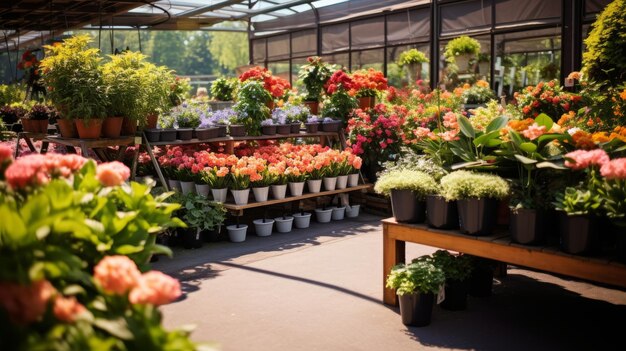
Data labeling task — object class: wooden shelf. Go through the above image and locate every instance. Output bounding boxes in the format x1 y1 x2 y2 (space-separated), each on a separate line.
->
144 131 339 146
223 184 372 212
44 135 136 148
382 218 626 306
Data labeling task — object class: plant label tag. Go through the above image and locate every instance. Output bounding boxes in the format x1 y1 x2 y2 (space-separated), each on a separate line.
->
437 284 445 305
135 136 143 145
564 78 574 87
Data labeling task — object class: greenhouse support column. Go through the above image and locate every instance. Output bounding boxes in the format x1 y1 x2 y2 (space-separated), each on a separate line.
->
490 0 496 91
248 0 253 65
429 1 439 90
561 0 583 82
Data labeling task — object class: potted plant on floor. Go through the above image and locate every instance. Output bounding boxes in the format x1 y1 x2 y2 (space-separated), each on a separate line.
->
314 205 333 223
444 35 480 73
293 209 312 228
226 222 248 242
298 56 336 115
440 170 510 235
181 193 227 249
418 250 473 311
386 260 446 327
397 48 429 84
375 169 438 223
253 217 275 237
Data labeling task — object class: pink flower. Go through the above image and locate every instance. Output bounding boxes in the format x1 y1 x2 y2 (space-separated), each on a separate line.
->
93 255 141 295
96 161 131 187
0 280 56 325
521 123 547 140
0 144 12 163
129 271 181 306
564 149 610 170
53 296 86 323
600 158 626 179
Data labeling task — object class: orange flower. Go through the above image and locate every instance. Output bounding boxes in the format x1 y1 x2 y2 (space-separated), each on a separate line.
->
53 296 87 323
129 271 181 306
96 161 130 187
94 255 141 295
620 89 626 101
0 280 56 325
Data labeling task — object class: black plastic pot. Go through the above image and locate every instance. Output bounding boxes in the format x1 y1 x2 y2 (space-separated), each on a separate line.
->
390 189 426 223
177 128 193 140
195 127 219 140
203 226 223 242
457 198 498 236
229 124 246 137
469 263 494 297
214 125 227 137
305 123 319 133
276 124 291 134
160 128 177 142
398 292 435 327
616 230 626 263
510 208 545 245
290 123 301 133
144 128 161 142
321 121 341 132
180 227 202 249
426 195 459 229
440 279 469 311
262 125 277 135
559 213 597 255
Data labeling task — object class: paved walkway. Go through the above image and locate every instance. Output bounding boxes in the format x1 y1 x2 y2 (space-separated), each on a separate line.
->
156 214 626 351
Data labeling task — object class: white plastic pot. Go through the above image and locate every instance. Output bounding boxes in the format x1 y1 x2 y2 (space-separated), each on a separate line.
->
336 175 348 189
345 204 361 218
180 181 196 195
231 188 250 205
315 208 333 223
307 179 322 193
168 179 182 192
211 188 228 203
288 182 305 196
271 184 287 200
252 186 269 202
323 177 337 191
253 219 274 237
226 224 248 242
274 216 294 233
348 173 359 187
332 206 346 220
293 212 312 229
195 183 210 197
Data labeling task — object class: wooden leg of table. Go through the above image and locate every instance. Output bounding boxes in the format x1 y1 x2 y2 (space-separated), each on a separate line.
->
40 141 49 154
224 140 234 154
143 141 169 191
13 135 21 158
383 222 405 306
319 135 327 148
24 137 36 153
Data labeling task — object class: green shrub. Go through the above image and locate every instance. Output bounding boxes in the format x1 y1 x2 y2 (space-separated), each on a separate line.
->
210 77 237 101
415 250 474 282
397 49 429 66
386 260 445 296
444 36 481 61
440 170 509 200
374 169 439 198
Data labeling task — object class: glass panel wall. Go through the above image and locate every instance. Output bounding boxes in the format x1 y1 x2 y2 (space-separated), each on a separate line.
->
387 44 430 88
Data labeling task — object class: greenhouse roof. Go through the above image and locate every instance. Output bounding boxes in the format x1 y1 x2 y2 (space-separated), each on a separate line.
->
0 0 422 51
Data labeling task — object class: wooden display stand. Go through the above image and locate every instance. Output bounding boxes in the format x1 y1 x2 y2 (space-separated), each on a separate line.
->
14 132 50 158
382 218 626 306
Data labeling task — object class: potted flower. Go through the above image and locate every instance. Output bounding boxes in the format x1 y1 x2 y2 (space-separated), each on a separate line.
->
210 77 237 110
298 56 336 114
444 35 481 72
167 103 201 140
284 104 308 133
268 163 288 200
200 166 230 203
272 107 291 135
321 154 341 191
461 80 496 109
350 68 388 110
39 34 107 138
285 165 307 197
206 108 236 137
233 79 272 136
440 170 510 236
229 162 253 206
385 260 446 327
418 250 473 311
321 70 358 123
306 158 324 193
23 104 55 133
192 102 219 140
261 118 277 135
374 169 438 223
1 104 27 126
180 193 226 249
305 115 321 133
251 167 272 202
397 48 429 83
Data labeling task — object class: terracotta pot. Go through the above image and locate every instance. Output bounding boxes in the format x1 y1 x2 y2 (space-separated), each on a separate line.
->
102 116 123 138
358 96 375 110
33 119 49 133
57 119 78 138
146 113 159 129
75 119 103 139
21 118 34 132
266 100 275 110
121 117 138 136
303 100 319 115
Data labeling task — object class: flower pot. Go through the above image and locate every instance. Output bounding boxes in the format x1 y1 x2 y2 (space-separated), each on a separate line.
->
160 128 177 142
102 116 123 138
274 216 294 233
203 226 223 242
559 213 597 255
229 124 246 137
315 208 333 223
253 219 274 237
332 206 346 220
288 181 305 196
304 100 319 115
75 119 102 139
455 54 473 72
293 212 311 229
34 119 49 133
616 229 626 263
345 204 360 218
469 262 494 297
231 188 250 205
195 127 219 140
181 228 203 249
271 184 287 200
323 177 337 191
307 179 322 193
440 279 469 311
457 198 498 236
226 224 247 243
121 117 137 136
321 121 341 132
168 179 182 192
252 186 269 202
276 124 291 135
478 61 489 75
290 123 301 134
347 173 360 187
195 183 210 197
211 188 228 203
144 128 161 142
358 96 375 110
146 113 159 129
21 118 34 132
510 208 545 245
336 175 348 189
305 123 319 133
177 128 193 140
214 125 227 137
398 292 434 327
426 195 459 229
262 125 277 135
180 181 196 195
390 189 426 223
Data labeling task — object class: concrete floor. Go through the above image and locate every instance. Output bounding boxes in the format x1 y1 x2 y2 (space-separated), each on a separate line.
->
155 213 626 351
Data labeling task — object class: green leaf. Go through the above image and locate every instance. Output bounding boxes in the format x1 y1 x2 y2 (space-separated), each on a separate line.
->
0 205 28 246
536 161 567 169
451 160 488 170
94 318 134 340
519 142 538 153
509 130 523 147
114 244 144 255
473 130 501 147
152 244 173 257
457 115 475 138
514 154 538 165
535 113 554 131
486 116 509 133
485 139 502 147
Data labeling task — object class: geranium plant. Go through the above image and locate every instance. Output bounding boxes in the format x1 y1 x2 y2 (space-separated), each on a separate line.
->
321 70 358 121
350 68 388 98
298 56 336 102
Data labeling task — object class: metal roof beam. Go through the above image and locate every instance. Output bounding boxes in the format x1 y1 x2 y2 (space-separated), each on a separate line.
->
232 0 312 19
175 0 246 17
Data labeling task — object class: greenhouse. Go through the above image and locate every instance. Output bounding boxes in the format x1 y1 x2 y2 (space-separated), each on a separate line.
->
1 0 625 350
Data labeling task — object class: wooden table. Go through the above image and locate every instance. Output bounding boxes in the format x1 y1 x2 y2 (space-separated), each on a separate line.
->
14 132 50 158
43 135 137 162
382 218 626 306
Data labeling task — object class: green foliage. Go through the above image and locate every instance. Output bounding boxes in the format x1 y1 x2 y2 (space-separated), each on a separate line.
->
397 49 429 66
444 36 481 60
385 260 445 295
381 149 448 182
210 77 237 101
233 80 271 135
320 90 358 122
448 115 508 169
582 0 626 87
553 187 602 215
102 51 147 120
440 170 510 200
298 57 336 101
0 84 26 106
139 63 177 120
374 169 438 198
415 250 473 282
181 193 226 231
462 85 496 105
